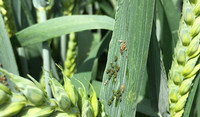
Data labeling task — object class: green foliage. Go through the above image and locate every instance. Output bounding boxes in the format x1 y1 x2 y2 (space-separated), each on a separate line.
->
13 15 114 47
0 0 200 117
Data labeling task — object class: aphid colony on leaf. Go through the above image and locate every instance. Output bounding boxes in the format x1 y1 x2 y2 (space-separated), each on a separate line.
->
119 40 127 55
108 87 123 106
105 56 120 85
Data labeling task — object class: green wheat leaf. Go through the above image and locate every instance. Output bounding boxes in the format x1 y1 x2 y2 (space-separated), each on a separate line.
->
100 0 155 116
13 15 114 47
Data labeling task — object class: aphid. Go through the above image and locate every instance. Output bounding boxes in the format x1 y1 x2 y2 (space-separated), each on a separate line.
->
111 63 114 68
104 80 108 85
120 47 123 55
112 90 117 96
112 90 115 94
111 96 114 101
106 68 111 74
120 96 122 102
108 73 112 80
114 72 117 78
122 43 126 49
118 92 122 97
114 56 118 62
125 47 127 51
111 70 115 75
116 89 120 94
108 100 112 106
121 84 124 93
116 65 120 72
0 63 1 67
116 95 120 101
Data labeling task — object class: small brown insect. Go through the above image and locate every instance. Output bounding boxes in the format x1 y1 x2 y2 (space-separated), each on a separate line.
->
111 63 114 68
116 89 120 94
111 70 115 75
114 56 118 62
111 96 114 101
125 47 127 51
112 89 115 93
116 95 120 101
108 100 112 106
108 74 112 80
120 96 122 102
112 90 117 96
121 84 124 93
119 92 122 97
122 43 126 49
106 68 111 74
114 72 117 78
120 47 123 55
115 65 120 72
104 80 108 85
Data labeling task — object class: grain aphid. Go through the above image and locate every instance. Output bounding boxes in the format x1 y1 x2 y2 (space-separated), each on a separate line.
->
121 84 124 93
114 72 117 78
115 65 120 72
111 70 115 75
108 73 112 80
106 68 111 74
111 62 114 68
114 56 118 62
108 100 112 106
119 40 127 55
111 96 114 101
116 89 120 94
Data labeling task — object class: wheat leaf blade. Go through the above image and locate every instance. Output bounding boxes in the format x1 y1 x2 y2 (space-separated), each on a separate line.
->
100 0 155 116
13 15 114 47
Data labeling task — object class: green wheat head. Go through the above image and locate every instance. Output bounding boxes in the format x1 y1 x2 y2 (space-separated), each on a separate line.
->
168 0 200 116
64 32 77 78
0 68 105 117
